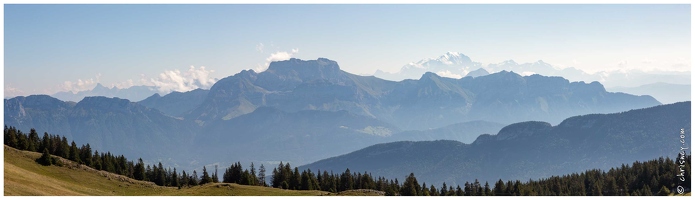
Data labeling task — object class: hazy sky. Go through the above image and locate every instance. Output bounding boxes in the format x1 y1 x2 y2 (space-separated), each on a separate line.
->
4 4 691 96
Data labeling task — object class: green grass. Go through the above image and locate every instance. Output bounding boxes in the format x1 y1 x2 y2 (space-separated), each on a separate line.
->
3 145 329 196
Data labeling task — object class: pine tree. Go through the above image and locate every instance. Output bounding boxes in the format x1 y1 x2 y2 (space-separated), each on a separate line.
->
37 148 53 166
200 166 213 185
157 162 166 186
134 158 146 181
484 181 491 196
271 166 280 188
440 182 448 196
68 141 81 163
456 185 464 196
80 144 93 167
250 163 257 184
92 150 102 170
258 164 266 186
400 173 419 196
181 170 189 187
429 184 439 196
40 132 51 156
211 165 219 183
172 168 180 187
59 137 69 158
494 179 506 195
191 170 199 186
27 129 39 152
17 130 28 150
340 168 353 191
300 170 312 190
4 126 18 148
291 167 301 190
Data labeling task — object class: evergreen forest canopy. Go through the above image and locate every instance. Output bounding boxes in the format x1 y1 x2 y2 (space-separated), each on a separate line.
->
5 126 690 196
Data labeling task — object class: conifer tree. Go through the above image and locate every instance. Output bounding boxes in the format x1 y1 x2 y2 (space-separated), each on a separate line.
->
200 166 213 185
429 184 439 196
68 141 81 163
440 182 448 196
27 129 39 152
37 148 53 166
258 164 266 186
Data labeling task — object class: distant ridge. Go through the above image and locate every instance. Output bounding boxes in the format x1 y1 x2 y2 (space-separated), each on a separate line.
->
301 102 691 186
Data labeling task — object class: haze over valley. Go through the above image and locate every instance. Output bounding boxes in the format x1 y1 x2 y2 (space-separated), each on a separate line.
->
4 4 690 196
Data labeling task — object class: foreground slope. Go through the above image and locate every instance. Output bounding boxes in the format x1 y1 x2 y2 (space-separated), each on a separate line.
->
3 145 327 196
301 102 691 186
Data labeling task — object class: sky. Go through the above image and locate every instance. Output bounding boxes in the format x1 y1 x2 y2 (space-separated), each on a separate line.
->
3 4 691 97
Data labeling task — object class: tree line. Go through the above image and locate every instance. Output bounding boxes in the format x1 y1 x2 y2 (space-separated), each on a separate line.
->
4 126 690 195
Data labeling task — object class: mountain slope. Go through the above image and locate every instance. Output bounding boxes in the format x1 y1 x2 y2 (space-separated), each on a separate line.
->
392 120 505 144
186 58 660 130
3 145 327 196
608 82 690 104
138 88 209 117
198 106 401 165
4 95 199 165
300 102 691 186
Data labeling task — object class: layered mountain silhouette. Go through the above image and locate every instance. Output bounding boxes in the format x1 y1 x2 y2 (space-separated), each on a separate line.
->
4 95 198 164
375 52 690 89
608 82 691 104
300 102 691 186
52 83 157 102
4 58 663 170
183 58 660 130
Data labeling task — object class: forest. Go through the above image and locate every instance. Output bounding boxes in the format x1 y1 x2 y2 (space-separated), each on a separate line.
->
4 126 690 196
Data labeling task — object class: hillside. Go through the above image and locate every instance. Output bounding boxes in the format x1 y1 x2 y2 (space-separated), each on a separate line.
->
4 96 199 167
301 102 691 186
3 145 328 196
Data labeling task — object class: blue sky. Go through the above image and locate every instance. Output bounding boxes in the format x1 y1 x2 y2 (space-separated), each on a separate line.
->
4 4 691 96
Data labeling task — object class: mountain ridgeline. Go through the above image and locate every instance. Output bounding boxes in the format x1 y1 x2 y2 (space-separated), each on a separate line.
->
5 58 662 170
186 58 659 129
300 102 691 186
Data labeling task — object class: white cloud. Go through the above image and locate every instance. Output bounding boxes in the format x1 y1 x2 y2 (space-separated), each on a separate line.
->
267 51 293 62
4 85 25 98
111 79 136 89
521 71 537 76
435 70 463 79
61 74 100 93
255 48 300 72
148 66 217 94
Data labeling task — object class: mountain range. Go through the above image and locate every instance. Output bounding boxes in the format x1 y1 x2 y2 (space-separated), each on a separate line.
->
300 102 691 186
607 82 691 104
375 52 690 101
4 58 663 171
52 83 157 102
